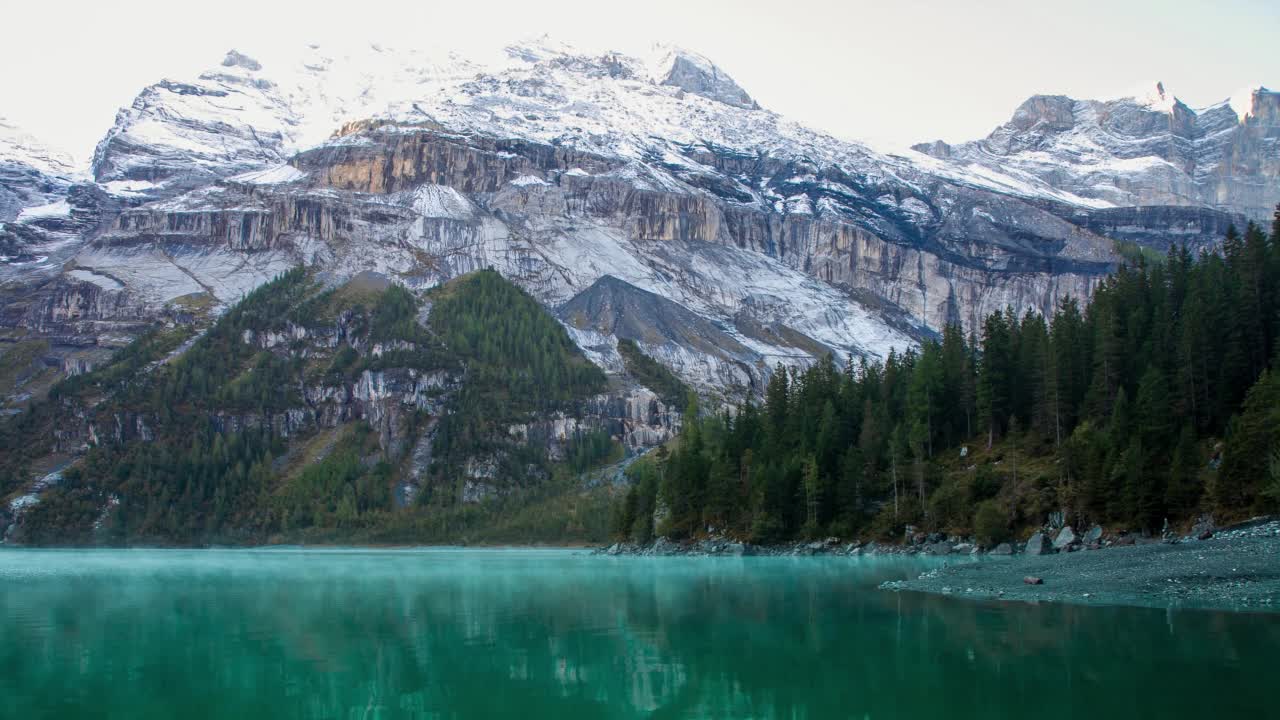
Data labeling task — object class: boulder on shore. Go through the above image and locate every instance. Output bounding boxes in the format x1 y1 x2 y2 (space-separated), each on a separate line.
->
651 537 680 556
1083 525 1103 545
989 542 1013 555
1053 526 1077 550
1025 532 1052 555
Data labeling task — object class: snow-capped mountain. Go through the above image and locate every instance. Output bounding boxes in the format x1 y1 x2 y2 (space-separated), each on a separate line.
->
0 117 77 223
0 39 1272 400
914 82 1280 223
91 44 485 199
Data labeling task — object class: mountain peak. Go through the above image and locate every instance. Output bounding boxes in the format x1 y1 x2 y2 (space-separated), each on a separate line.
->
647 44 758 110
221 49 262 72
0 116 77 176
1228 85 1273 122
502 34 579 65
1121 80 1182 113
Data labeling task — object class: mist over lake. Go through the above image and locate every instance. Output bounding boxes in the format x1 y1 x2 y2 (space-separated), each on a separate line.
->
1 548 1274 719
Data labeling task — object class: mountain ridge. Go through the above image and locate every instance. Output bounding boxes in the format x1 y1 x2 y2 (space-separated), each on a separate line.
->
0 39 1273 405
913 83 1280 220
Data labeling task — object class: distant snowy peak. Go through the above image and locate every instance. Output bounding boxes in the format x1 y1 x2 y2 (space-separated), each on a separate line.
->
1100 82 1276 123
913 81 1280 220
1138 80 1178 112
0 117 76 177
90 42 486 194
648 45 758 109
1111 80 1188 114
497 36 757 108
0 117 77 222
90 36 766 198
221 49 263 71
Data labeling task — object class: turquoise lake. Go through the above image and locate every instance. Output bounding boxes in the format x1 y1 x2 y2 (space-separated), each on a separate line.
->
0 548 1274 719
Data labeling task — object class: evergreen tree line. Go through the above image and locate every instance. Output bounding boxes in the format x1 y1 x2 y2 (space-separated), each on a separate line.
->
428 270 609 502
614 211 1280 545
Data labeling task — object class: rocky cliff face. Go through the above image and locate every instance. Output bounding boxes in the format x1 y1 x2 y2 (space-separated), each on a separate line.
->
914 83 1280 223
0 42 1273 405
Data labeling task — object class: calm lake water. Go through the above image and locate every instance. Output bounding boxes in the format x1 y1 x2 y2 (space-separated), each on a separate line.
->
0 548 1274 719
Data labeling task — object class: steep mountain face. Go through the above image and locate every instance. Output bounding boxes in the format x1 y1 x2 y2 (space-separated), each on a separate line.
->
914 83 1280 223
0 42 1272 414
3 40 1137 402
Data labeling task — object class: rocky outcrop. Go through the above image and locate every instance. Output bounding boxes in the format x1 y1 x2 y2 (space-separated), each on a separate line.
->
12 278 151 344
507 387 679 459
1066 204 1247 251
654 46 758 110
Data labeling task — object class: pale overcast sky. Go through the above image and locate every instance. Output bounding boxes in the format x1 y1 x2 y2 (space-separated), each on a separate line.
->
3 0 1277 165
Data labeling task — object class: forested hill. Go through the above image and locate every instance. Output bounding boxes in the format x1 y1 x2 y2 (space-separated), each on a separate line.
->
613 211 1280 546
5 209 1280 548
0 269 673 546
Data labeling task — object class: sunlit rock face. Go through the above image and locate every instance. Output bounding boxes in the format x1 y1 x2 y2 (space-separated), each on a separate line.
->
0 41 1271 398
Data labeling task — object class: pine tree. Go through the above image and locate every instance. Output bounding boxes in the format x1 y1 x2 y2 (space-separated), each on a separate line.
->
977 310 1013 447
1218 367 1280 515
1132 366 1172 529
1018 311 1054 439
1166 425 1202 517
801 455 822 538
1051 296 1090 442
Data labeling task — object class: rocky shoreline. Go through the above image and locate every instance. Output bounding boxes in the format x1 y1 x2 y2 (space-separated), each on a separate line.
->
596 517 1280 612
596 514 1244 559
881 518 1280 612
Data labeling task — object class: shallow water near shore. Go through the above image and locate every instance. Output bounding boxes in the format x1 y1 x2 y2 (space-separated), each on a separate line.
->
1 548 1275 719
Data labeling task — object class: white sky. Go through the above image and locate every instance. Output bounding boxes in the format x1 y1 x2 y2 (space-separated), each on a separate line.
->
2 0 1277 166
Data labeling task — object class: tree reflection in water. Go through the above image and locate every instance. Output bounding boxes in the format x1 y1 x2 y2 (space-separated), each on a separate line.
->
0 549 1274 719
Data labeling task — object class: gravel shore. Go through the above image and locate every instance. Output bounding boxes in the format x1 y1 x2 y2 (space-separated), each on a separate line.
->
880 520 1280 612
